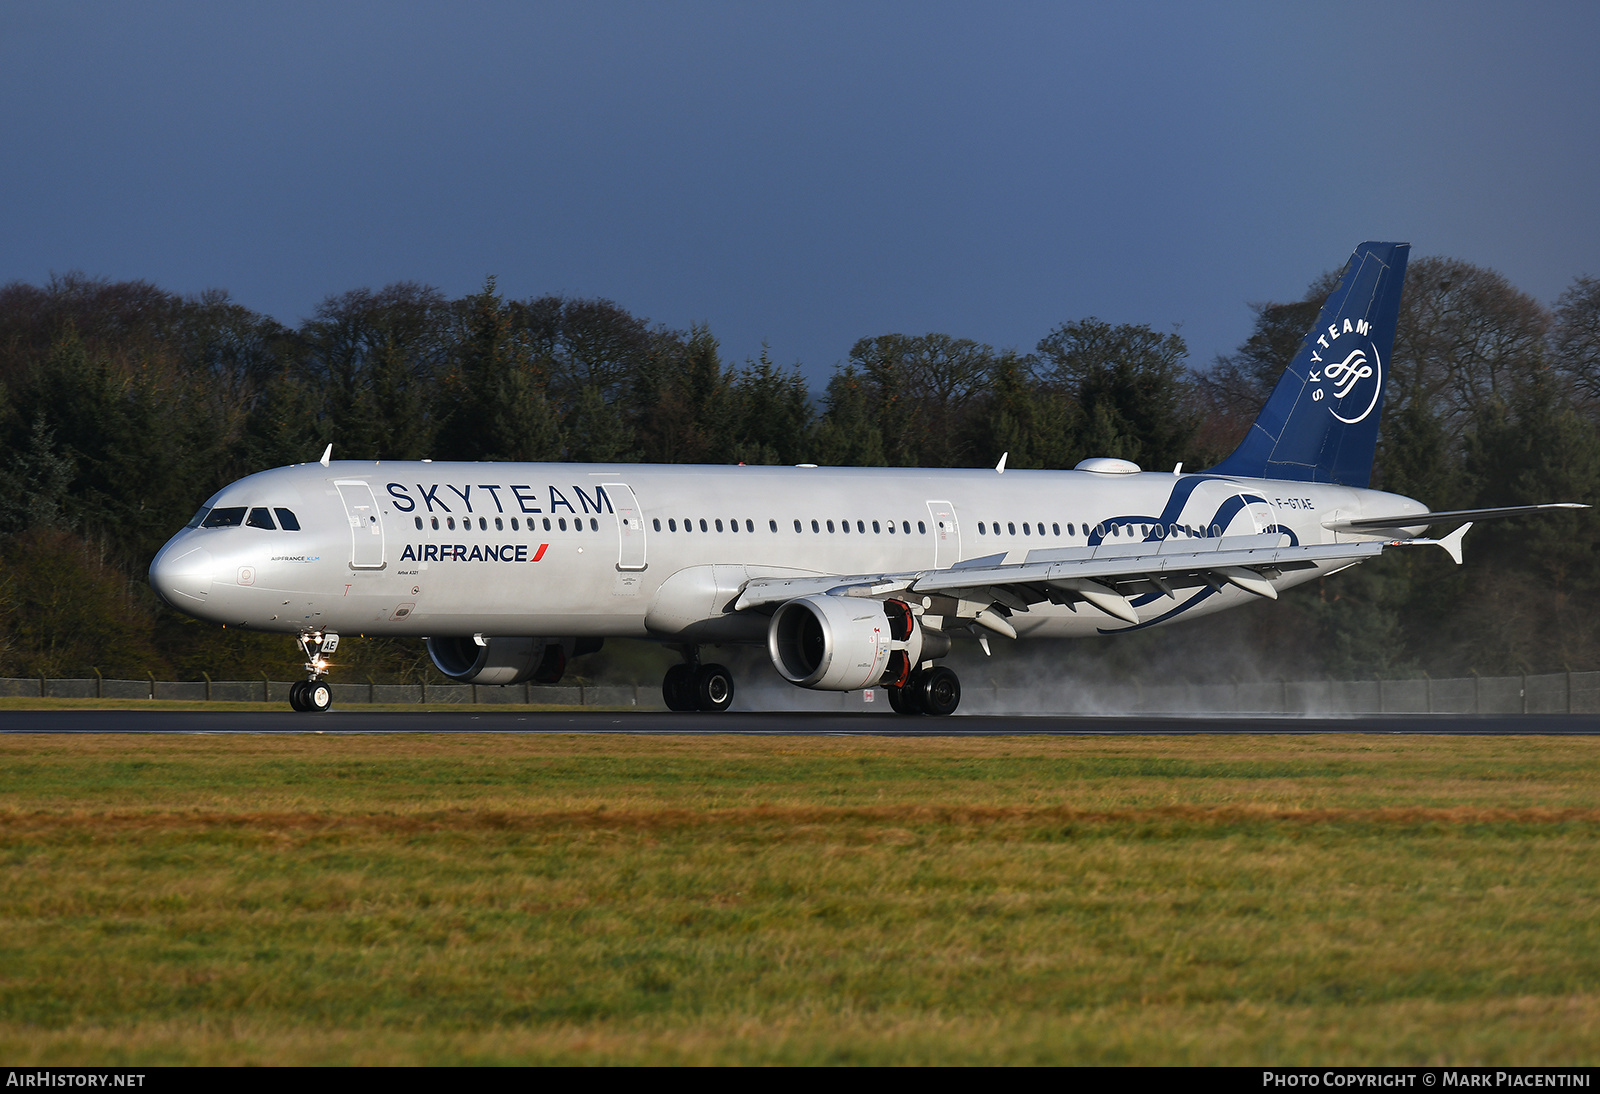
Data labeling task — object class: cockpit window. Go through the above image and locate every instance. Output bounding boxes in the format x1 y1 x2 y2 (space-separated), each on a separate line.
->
201 507 247 528
246 507 277 530
185 507 211 529
274 508 301 531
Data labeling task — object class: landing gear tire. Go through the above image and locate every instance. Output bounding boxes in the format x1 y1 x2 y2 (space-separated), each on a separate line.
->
288 680 332 713
887 682 922 715
693 663 734 712
306 681 332 712
918 666 960 717
662 664 696 711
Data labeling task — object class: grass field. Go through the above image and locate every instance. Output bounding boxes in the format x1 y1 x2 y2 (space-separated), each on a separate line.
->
0 698 592 712
2 732 1598 1065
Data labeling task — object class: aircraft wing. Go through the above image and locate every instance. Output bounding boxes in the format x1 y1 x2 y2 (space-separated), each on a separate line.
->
734 529 1470 631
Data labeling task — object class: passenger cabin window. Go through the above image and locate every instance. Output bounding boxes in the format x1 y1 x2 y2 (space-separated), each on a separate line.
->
699 518 708 532
201 507 247 528
414 516 424 530
917 521 926 534
827 520 835 533
590 518 599 531
653 518 662 531
431 517 440 530
246 507 276 530
811 520 820 533
715 519 724 532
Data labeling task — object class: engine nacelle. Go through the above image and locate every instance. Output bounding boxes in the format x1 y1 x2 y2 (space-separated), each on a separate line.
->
768 596 949 691
426 636 578 685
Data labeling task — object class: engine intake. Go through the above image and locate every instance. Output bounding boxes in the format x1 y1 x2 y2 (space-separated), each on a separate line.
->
426 636 581 685
768 596 947 691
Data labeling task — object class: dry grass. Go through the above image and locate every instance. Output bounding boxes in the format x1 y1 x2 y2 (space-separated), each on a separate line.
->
2 733 1598 1064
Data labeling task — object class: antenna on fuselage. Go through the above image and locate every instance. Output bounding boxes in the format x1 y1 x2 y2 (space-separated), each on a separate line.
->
995 452 1008 474
319 443 332 468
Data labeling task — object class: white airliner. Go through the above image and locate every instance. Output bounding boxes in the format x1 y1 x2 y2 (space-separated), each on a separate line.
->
149 242 1582 714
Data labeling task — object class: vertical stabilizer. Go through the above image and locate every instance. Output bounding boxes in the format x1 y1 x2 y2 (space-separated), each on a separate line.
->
1208 241 1409 487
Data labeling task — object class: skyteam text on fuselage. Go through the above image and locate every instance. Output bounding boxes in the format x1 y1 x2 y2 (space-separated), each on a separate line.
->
149 242 1584 714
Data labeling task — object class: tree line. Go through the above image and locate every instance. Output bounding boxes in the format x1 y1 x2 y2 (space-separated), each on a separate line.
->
1 259 1596 684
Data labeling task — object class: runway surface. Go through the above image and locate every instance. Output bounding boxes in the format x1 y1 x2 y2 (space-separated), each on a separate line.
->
2 710 1598 735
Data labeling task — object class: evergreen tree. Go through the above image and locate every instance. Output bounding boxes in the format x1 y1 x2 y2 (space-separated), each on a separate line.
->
725 347 813 465
812 365 885 466
435 277 562 462
1037 318 1196 471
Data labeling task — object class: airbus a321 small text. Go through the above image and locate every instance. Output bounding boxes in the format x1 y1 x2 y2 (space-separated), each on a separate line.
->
150 243 1583 714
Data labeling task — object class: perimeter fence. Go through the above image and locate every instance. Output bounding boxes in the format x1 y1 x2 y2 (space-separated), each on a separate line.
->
4 670 1599 715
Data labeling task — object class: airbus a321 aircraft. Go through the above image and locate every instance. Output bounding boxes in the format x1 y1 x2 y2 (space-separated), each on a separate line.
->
150 242 1582 714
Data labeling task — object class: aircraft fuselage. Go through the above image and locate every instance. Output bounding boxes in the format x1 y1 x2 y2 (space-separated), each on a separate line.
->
149 460 1427 641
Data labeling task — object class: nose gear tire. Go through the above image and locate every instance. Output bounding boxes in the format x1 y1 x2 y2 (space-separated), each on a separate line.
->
306 682 332 712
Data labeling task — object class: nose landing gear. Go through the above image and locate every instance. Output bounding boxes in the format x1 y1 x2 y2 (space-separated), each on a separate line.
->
289 680 332 712
289 630 338 713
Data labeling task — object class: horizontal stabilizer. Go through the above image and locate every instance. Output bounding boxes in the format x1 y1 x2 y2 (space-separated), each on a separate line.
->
1324 502 1588 532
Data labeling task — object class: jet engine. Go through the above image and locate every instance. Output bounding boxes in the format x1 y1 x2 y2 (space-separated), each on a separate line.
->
426 636 598 685
767 596 949 691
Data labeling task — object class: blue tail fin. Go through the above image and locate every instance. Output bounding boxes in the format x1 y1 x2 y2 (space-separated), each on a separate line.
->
1208 241 1409 487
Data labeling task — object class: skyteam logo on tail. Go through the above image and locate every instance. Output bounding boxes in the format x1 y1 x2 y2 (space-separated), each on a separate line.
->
1307 318 1382 424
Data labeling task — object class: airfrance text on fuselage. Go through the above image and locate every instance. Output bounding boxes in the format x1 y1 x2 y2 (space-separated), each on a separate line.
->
401 543 548 563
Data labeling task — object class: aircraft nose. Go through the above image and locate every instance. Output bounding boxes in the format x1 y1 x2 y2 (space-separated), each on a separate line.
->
149 545 213 607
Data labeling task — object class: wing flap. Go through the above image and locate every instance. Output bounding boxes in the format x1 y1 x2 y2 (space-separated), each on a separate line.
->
911 539 1382 595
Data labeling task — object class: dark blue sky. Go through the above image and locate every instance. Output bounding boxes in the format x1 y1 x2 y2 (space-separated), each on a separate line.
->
4 2 1597 386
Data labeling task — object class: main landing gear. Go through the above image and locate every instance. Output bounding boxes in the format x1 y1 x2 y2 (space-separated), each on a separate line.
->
886 665 961 717
288 630 337 713
662 649 734 712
